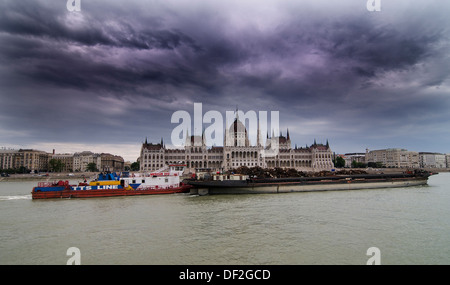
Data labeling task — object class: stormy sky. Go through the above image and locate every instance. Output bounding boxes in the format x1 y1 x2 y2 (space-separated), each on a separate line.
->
0 0 449 161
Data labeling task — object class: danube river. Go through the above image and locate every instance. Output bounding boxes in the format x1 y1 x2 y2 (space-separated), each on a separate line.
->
1 173 449 265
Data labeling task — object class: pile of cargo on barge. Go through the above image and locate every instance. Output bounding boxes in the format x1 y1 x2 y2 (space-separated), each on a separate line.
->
187 169 434 195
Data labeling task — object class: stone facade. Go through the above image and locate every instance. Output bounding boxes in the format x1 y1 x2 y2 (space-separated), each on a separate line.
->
100 153 125 172
366 148 420 168
1 148 124 173
1 149 51 172
343 153 366 167
15 149 50 172
72 152 124 172
419 152 447 168
51 153 74 172
0 149 18 170
140 117 334 173
73 151 101 172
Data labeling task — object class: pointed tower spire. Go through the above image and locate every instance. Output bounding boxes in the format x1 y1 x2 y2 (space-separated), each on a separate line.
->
185 129 190 147
202 128 206 146
145 137 148 145
224 125 228 147
326 139 329 148
287 128 290 140
257 119 261 147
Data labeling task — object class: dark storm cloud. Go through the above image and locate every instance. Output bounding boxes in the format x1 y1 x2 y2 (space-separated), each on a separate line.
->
1 1 442 99
0 1 201 51
0 0 449 157
0 4 203 94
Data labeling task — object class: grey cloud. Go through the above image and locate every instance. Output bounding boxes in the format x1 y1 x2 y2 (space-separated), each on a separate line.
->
0 1 200 51
0 0 449 155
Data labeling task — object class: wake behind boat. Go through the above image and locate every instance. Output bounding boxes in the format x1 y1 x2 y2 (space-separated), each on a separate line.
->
31 164 191 199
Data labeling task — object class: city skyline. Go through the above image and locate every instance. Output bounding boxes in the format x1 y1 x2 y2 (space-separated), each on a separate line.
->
2 138 449 165
1 0 449 162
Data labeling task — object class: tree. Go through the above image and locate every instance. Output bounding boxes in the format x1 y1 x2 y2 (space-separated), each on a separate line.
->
130 161 140 171
333 156 345 168
368 162 385 168
86 163 98 172
351 161 367 168
17 166 30 173
49 159 64 172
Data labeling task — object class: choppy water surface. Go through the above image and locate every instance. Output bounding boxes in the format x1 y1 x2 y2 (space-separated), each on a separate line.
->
1 173 449 265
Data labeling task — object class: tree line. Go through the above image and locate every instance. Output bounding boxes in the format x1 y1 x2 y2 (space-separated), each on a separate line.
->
332 156 385 168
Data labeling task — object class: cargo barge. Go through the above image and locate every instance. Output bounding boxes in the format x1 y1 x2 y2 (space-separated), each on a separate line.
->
32 164 191 199
187 171 433 195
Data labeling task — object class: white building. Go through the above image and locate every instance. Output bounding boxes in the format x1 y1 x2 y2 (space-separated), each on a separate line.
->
419 152 446 168
73 151 101 172
140 116 334 173
344 153 366 168
366 148 419 168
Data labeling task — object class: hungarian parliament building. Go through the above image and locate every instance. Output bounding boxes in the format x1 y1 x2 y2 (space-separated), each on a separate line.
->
140 117 334 173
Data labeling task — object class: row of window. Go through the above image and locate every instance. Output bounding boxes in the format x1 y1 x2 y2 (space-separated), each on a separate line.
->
144 155 223 160
266 161 313 167
144 154 330 160
232 162 262 167
143 159 333 170
315 154 332 159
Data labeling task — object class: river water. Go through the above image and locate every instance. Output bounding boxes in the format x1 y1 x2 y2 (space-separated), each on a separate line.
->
1 173 449 265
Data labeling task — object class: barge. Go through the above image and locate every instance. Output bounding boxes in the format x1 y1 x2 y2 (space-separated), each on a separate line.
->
187 171 433 195
32 164 191 199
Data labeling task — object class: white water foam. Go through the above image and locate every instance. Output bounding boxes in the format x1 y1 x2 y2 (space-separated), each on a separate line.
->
0 195 32 201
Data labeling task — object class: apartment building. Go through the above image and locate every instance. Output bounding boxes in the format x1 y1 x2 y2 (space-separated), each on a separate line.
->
419 152 447 168
366 148 419 168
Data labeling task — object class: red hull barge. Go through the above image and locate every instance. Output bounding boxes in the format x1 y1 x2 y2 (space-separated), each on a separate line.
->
32 184 192 199
32 164 192 199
